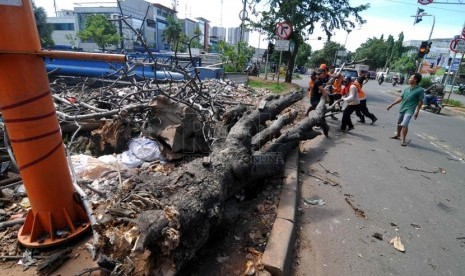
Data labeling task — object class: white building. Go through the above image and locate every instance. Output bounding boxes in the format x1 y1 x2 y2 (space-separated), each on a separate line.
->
227 26 249 45
47 0 176 52
48 10 77 47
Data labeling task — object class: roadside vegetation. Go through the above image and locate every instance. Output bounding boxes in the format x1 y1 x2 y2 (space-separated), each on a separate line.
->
444 99 463 107
248 76 300 94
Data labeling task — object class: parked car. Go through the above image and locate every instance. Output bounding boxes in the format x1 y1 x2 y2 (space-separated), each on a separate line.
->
368 71 376 79
338 68 359 81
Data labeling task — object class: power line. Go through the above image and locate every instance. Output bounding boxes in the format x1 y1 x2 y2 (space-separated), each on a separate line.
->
380 0 465 13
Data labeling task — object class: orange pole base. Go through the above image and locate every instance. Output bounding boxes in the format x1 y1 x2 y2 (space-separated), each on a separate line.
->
18 207 91 248
0 0 91 247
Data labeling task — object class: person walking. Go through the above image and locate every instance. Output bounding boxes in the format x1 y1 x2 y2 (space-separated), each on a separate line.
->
340 78 361 132
354 77 378 124
387 73 425 147
305 71 317 115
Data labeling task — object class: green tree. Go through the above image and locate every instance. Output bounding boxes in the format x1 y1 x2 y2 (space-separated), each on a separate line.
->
249 0 368 82
217 41 254 72
391 54 416 75
308 41 343 69
354 36 389 70
190 26 203 49
295 42 312 68
65 33 78 49
77 14 120 51
33 3 54 47
162 16 185 52
354 32 411 71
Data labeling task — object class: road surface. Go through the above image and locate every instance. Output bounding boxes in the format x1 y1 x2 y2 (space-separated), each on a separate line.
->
292 76 465 276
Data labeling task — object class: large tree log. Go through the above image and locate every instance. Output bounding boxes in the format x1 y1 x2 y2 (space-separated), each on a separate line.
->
251 109 298 151
96 91 332 275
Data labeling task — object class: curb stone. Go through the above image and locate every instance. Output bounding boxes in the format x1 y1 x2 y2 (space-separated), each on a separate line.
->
262 148 299 276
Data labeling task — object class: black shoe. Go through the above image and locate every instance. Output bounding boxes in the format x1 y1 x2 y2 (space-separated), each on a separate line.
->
371 117 378 125
357 120 365 123
347 126 354 132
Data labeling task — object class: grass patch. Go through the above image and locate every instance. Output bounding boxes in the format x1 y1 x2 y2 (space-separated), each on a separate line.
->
444 99 463 107
248 77 300 94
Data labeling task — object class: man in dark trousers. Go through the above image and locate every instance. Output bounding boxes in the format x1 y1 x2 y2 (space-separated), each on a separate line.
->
305 68 329 116
355 70 377 124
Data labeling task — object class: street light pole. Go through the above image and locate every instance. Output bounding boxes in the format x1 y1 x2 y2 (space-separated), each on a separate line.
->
343 30 352 49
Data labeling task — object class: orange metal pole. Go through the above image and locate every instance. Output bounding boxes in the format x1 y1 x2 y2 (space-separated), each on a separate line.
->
0 1 90 247
0 50 126 62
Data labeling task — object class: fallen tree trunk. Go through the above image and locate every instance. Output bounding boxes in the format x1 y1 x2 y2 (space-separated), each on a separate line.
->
95 90 332 275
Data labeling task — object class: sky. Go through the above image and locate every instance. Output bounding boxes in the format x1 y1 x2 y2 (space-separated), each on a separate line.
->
33 0 465 52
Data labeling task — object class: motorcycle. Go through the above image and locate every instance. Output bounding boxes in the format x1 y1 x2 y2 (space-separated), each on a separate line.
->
457 83 465 95
378 76 384 85
244 63 259 77
422 96 443 114
392 77 399 86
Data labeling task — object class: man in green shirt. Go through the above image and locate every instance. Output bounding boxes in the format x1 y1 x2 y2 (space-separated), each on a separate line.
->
387 73 424 146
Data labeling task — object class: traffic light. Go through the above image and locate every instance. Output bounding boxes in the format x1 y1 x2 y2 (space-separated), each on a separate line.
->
425 41 432 55
267 42 274 55
417 41 428 58
414 8 425 25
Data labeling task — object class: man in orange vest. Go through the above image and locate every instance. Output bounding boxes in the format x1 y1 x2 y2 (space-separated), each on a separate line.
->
355 71 377 124
305 68 329 116
340 78 361 132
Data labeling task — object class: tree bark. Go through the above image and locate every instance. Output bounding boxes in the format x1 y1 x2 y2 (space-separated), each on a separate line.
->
97 90 332 275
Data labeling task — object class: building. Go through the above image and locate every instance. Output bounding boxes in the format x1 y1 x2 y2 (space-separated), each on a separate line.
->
196 17 210 52
179 18 197 40
404 38 462 74
48 10 77 47
227 26 249 45
211 26 226 42
47 0 176 52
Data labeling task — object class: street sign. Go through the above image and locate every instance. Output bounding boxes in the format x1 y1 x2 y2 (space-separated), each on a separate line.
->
417 0 433 5
450 38 465 53
275 40 290 51
275 22 292 39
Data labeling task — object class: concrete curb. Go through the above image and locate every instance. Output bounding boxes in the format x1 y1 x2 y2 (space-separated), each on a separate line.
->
262 148 299 276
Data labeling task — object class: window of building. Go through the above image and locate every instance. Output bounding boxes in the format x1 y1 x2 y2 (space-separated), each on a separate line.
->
147 19 156 28
52 23 75 31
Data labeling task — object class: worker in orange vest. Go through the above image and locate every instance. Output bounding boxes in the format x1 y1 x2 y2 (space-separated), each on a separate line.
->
353 74 378 124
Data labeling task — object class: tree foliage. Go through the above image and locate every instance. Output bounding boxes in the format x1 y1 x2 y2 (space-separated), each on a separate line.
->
354 32 412 71
391 54 416 75
249 0 368 82
162 16 186 52
33 3 54 47
185 26 203 50
78 14 120 51
295 42 312 68
217 41 255 73
308 41 343 69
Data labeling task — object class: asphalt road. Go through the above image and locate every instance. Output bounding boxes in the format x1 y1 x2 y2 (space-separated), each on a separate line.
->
291 75 465 276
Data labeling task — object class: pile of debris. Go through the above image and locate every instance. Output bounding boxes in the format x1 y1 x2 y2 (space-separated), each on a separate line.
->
1 66 338 274
0 75 275 274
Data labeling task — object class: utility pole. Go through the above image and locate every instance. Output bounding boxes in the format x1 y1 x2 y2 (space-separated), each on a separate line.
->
238 0 248 55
